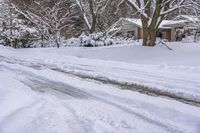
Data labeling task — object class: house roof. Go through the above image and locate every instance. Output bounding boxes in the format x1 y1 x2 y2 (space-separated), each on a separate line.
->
109 17 197 30
106 18 171 36
106 17 198 36
163 15 200 27
162 20 188 27
122 18 189 29
123 18 142 28
124 18 172 29
174 15 199 22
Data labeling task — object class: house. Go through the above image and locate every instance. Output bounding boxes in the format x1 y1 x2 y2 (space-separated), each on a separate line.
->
106 17 198 42
163 15 200 41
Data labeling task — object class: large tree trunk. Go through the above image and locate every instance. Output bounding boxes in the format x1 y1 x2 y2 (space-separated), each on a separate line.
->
142 28 157 46
148 29 156 46
141 16 156 47
142 27 149 46
141 15 150 46
141 0 162 47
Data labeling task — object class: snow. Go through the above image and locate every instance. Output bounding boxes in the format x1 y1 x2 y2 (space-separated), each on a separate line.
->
163 20 188 27
63 33 137 47
0 61 200 133
173 15 200 23
0 42 200 132
1 43 200 101
121 18 174 29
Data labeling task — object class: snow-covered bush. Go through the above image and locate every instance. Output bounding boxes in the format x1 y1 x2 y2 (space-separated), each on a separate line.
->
63 37 81 47
112 37 137 45
182 35 196 43
63 32 136 47
79 32 115 47
0 16 39 48
63 32 114 47
29 39 60 48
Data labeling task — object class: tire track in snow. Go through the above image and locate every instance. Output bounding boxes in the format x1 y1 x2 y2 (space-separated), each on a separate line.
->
0 61 191 133
19 71 185 133
0 56 200 105
50 67 200 107
23 79 184 133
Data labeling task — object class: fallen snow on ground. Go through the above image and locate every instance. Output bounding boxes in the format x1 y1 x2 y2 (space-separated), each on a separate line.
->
0 61 200 133
1 42 200 101
0 42 200 132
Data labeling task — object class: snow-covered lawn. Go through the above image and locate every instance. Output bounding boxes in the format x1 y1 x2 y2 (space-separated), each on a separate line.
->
1 42 200 102
0 42 200 133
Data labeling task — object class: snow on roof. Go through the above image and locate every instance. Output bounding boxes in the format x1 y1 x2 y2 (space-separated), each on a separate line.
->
122 18 172 29
120 15 197 29
107 17 196 34
124 18 142 27
174 15 200 22
163 15 200 27
162 20 188 27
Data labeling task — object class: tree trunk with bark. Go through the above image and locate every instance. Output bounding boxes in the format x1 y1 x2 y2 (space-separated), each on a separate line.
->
55 30 60 48
90 15 96 33
141 0 162 46
142 28 157 46
142 27 149 46
148 29 157 46
88 0 96 34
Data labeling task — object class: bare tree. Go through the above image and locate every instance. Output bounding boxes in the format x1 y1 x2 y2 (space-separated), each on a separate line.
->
119 0 199 46
12 0 78 48
75 0 113 33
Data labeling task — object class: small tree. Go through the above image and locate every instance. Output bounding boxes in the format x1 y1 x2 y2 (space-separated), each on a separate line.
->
0 0 35 48
12 0 78 48
0 0 15 47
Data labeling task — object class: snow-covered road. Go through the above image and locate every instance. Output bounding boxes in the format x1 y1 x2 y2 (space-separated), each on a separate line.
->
1 43 200 104
0 54 200 133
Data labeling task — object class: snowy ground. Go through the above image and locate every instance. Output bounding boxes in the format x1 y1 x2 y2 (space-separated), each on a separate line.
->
0 42 200 133
1 42 200 102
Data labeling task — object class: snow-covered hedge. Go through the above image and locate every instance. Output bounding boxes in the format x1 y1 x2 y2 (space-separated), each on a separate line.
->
63 32 113 47
182 35 200 43
63 32 136 47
